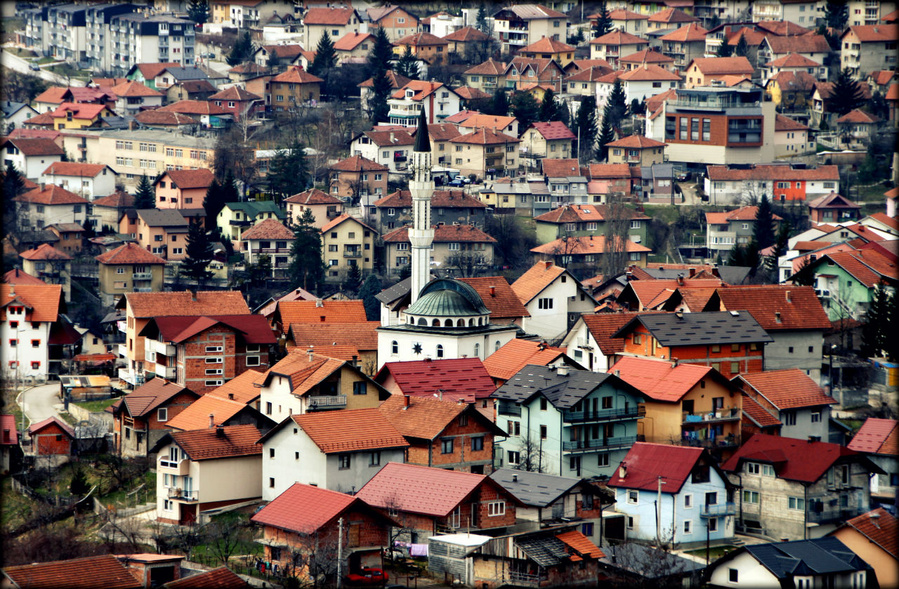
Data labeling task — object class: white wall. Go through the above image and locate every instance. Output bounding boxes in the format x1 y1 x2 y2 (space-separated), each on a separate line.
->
707 551 780 588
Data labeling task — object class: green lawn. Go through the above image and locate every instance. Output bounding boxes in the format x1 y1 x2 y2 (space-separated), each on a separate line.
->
59 412 78 426
2 387 27 429
73 398 119 413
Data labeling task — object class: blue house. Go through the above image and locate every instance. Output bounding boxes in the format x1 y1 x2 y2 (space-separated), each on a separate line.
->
608 442 735 547
491 365 647 479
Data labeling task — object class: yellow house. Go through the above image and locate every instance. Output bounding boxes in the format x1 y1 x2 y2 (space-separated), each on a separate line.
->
449 127 521 179
519 36 576 68
95 242 166 305
50 102 114 130
611 356 743 453
392 32 449 65
320 214 378 282
830 510 898 589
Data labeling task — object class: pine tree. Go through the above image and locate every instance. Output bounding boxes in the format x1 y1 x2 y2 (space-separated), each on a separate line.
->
476 4 490 34
511 92 540 130
716 39 734 57
824 0 849 30
830 68 867 116
310 32 337 76
734 34 749 58
396 45 420 80
538 88 559 122
183 222 214 285
226 32 253 66
861 284 891 358
368 27 394 71
268 142 310 202
222 170 240 202
203 178 227 233
486 88 509 116
592 0 613 38
604 79 628 129
596 116 615 162
358 273 382 321
289 208 324 292
575 97 598 163
266 49 280 73
134 173 155 209
367 28 394 124
765 219 791 274
344 264 362 292
187 0 209 25
752 194 776 250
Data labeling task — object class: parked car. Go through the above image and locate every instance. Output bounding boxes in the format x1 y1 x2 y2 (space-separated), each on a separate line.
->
30 63 41 71
345 568 388 586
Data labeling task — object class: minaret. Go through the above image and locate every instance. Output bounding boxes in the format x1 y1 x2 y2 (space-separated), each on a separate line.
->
409 109 434 304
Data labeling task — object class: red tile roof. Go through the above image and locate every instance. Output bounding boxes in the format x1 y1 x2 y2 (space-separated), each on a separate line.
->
705 205 783 224
618 64 682 82
443 26 490 42
736 369 836 410
20 243 71 262
610 356 716 402
132 62 182 80
160 168 215 190
50 102 110 120
355 462 497 516
96 242 167 265
277 299 368 326
251 482 362 534
420 122 464 142
458 113 517 132
581 311 654 355
2 283 63 322
847 418 899 455
688 56 754 75
110 80 163 97
2 268 47 286
457 277 530 320
842 508 898 560
512 261 567 304
716 285 830 331
380 394 484 440
15 184 88 206
358 71 411 89
271 66 324 85
357 128 415 147
648 6 698 23
521 36 576 53
530 236 651 256
529 121 576 141
382 224 496 244
766 52 820 68
846 23 899 42
145 314 276 346
133 110 200 126
333 32 374 51
564 65 615 82
283 188 343 205
2 555 143 589
775 114 809 131
540 158 580 179
450 127 519 146
156 100 231 116
395 31 448 47
483 339 568 381
208 85 261 101
112 379 196 418
163 566 247 588
837 109 880 124
0 414 18 445
125 291 249 318
660 22 708 42
301 6 358 25
586 163 631 179
373 189 486 209
377 358 496 400
464 59 507 76
291 407 408 453
756 20 812 36
591 30 649 47
706 165 839 182
607 8 649 20
289 321 380 353
741 393 782 428
608 442 704 493
170 424 262 461
33 86 70 105
242 218 294 241
721 434 869 483
330 154 388 172
42 162 109 178
823 249 898 288
27 415 75 438
605 134 666 149
205 369 265 405
261 351 347 395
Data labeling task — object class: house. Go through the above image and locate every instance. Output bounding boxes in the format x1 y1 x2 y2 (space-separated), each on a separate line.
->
511 261 597 341
251 483 396 583
333 32 376 65
589 30 649 68
271 299 368 336
703 164 840 206
349 127 416 174
137 314 276 395
302 6 363 52
153 424 262 525
760 53 826 86
252 44 305 69
208 86 262 121
721 434 882 540
1 284 67 383
846 418 898 511
328 155 388 203
392 32 448 65
95 243 167 305
13 184 89 231
463 59 507 92
241 219 294 278
413 122 462 167
452 112 520 139
585 163 633 202
596 65 682 113
836 109 882 146
90 190 134 231
19 244 72 300
126 62 182 90
26 416 75 462
443 26 490 61
380 394 504 475
388 81 462 127
811 80 873 129
320 214 378 282
646 6 698 31
285 321 380 374
39 162 116 200
605 135 666 167
774 114 814 157
108 80 164 115
358 71 412 115
564 65 614 99
606 8 649 35
383 224 495 279
164 369 270 432
216 201 286 242
520 121 576 161
1 138 65 180
530 236 652 276
283 188 344 229
151 67 210 92
705 537 874 588
368 5 419 41
259 407 407 499
609 442 735 545
808 192 862 226
612 357 743 456
119 209 189 262
765 71 818 116
448 127 520 179
612 311 772 379
840 24 899 80
154 100 232 129
491 4 569 53
48 102 115 130
519 36 576 67
1 100 38 132
375 357 496 411
355 462 518 541
372 189 487 234
660 23 709 70
268 66 323 111
483 339 571 386
705 205 783 257
2 555 144 589
491 365 647 479
164 80 218 105
108 379 199 458
154 169 215 211
256 349 387 424
830 509 898 589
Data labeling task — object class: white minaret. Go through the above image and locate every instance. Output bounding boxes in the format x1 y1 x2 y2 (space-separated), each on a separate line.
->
409 109 434 304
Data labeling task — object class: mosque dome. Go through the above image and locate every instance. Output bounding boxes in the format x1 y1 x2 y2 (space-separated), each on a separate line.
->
405 278 491 328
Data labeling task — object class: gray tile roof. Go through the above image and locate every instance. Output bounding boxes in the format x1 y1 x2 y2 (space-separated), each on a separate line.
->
488 468 581 507
136 209 189 227
491 365 617 409
515 534 571 567
375 277 412 304
744 537 871 578
616 311 773 347
162 67 210 81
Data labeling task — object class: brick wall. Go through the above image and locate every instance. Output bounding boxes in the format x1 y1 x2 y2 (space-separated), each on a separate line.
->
32 424 72 455
178 329 269 395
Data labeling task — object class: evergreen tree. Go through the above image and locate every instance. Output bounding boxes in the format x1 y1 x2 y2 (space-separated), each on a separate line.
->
486 88 509 116
134 174 155 209
591 0 613 38
366 28 394 124
728 239 760 273
596 116 615 162
368 27 394 70
344 264 362 292
396 45 420 80
511 92 540 130
575 97 598 162
752 194 776 250
604 79 628 129
268 142 310 202
358 273 382 321
222 170 240 202
70 467 90 496
476 4 490 34
187 0 209 26
824 0 849 30
203 178 227 233
716 39 733 57
861 284 891 358
226 32 253 66
830 68 867 116
538 88 559 122
629 98 646 117
734 34 749 57
309 32 337 98
288 208 324 292
183 222 214 285
2 163 25 244
266 49 281 73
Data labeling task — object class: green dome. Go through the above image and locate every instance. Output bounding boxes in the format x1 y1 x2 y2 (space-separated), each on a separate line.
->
407 279 490 317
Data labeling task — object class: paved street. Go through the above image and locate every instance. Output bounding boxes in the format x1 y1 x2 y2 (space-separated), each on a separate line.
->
0 46 82 86
20 383 64 426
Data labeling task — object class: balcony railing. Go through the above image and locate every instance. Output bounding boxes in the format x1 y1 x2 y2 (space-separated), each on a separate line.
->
497 401 521 416
306 395 347 410
807 506 867 524
683 408 741 423
155 364 176 380
506 571 547 587
146 339 175 357
562 435 636 452
158 458 189 475
563 406 639 423
700 502 736 517
167 487 198 501
677 434 740 449
343 250 362 258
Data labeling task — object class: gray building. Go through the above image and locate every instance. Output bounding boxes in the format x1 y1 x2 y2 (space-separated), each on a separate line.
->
734 370 837 442
372 189 487 233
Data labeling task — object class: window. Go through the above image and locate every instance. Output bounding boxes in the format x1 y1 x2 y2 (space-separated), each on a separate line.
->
570 455 581 475
391 340 398 355
538 298 553 310
540 398 548 411
246 356 260 367
269 477 275 488
598 453 609 467
269 448 275 458
783 411 797 426
633 334 642 345
370 451 380 466
743 490 759 504
206 346 223 353
205 357 223 364
762 464 775 476
684 493 693 508
708 517 718 532
730 362 740 374
581 522 594 536
540 425 547 440
729 569 738 583
441 438 454 454
507 450 520 465
31 339 40 348
683 520 692 534
157 408 168 422
487 501 505 516
602 396 613 409
471 436 484 451
437 344 444 358
811 411 821 423
339 454 351 469
627 490 639 504
507 420 520 436
353 381 367 396
31 361 40 370
789 496 805 510
747 462 760 475
627 516 634 530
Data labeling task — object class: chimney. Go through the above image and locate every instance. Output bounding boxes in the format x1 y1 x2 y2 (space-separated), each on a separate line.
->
675 309 684 319
543 260 553 269
870 512 881 528
307 345 314 361
228 393 234 400
512 474 518 482
557 365 569 376
672 358 678 367
209 414 215 428
215 425 225 437
438 389 444 400
677 274 684 286
618 463 627 479
403 394 410 408
785 290 792 303
190 290 197 301
625 271 633 281
315 298 323 308
689 268 696 278
489 285 496 296
40 183 46 190
614 370 620 377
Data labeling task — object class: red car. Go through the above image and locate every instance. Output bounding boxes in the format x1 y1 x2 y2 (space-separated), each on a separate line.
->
344 568 388 586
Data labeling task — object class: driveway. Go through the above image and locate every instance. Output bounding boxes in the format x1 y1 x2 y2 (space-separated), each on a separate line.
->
20 382 63 426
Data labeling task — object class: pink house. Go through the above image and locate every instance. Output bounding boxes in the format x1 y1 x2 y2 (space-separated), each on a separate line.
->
208 86 263 121
154 169 215 210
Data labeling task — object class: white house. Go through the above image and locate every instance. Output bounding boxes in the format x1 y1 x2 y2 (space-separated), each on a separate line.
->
39 162 118 200
350 128 416 173
387 81 463 127
511 261 597 343
1 284 64 384
258 407 408 500
596 66 681 121
1 138 65 181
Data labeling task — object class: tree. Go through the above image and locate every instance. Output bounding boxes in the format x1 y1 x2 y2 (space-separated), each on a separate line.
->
309 32 337 97
716 39 734 57
226 31 253 66
604 79 628 129
752 193 776 250
476 4 491 34
591 0 613 38
268 142 310 202
511 92 540 130
575 97 598 162
134 174 155 209
289 208 324 292
395 45 420 80
765 218 791 275
599 202 633 279
538 88 559 122
368 26 394 71
486 88 509 116
862 284 892 359
202 178 227 233
213 127 255 197
366 28 394 124
2 162 25 243
204 512 255 566
824 0 849 30
830 69 867 116
734 33 749 58
728 239 760 275
484 214 537 273
596 117 615 162
344 263 362 292
183 222 214 285
187 0 209 26
1 70 50 104
358 274 382 321
266 49 281 73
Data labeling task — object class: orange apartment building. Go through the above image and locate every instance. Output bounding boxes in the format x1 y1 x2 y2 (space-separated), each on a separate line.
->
154 169 215 210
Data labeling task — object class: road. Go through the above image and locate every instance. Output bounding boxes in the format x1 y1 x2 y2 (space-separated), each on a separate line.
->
0 46 83 86
20 383 64 426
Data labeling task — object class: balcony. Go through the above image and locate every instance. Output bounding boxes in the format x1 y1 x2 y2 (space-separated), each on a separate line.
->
700 502 736 518
683 408 741 424
807 506 867 524
343 250 362 258
563 406 639 423
132 271 153 280
677 433 740 450
306 395 347 410
145 339 176 357
158 458 189 476
167 487 198 502
562 435 636 452
497 401 521 416
155 364 176 380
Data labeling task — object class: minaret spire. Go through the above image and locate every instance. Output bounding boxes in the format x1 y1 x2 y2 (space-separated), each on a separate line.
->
409 109 434 304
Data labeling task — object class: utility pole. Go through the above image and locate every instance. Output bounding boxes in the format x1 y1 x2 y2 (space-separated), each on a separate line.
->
656 475 662 545
337 517 344 589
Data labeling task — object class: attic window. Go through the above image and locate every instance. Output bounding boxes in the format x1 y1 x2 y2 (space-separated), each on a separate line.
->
320 316 326 322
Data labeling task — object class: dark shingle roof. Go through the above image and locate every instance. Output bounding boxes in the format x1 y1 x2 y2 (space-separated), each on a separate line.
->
492 365 643 409
614 311 773 346
743 537 871 578
488 468 582 507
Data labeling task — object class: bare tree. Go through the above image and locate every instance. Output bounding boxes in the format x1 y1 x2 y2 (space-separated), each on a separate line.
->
205 512 255 566
445 251 489 277
514 435 548 474
599 201 633 279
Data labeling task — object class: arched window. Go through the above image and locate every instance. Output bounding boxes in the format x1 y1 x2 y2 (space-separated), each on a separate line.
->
478 317 483 326
457 319 465 327
474 343 480 358
432 319 440 326
495 340 501 352
391 341 398 355
468 318 475 327
417 318 427 326
436 344 444 358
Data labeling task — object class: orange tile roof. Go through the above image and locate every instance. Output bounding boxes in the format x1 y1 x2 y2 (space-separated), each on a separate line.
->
591 30 649 46
775 114 809 131
156 100 231 116
380 393 485 440
756 20 812 36
110 80 163 97
766 52 820 68
289 321 380 352
521 36 576 53
556 530 605 559
741 393 782 428
125 291 250 318
618 65 682 82
133 110 200 126
611 356 715 402
96 242 166 265
565 65 615 82
608 8 648 20
160 168 215 190
457 277 530 320
170 424 262 461
648 6 698 24
1 283 62 322
242 218 294 241
660 22 708 42
15 184 88 205
395 31 448 47
2 269 47 286
705 205 783 224
464 58 507 76
443 26 490 43
716 285 830 331
737 369 836 410
166 394 249 431
458 113 517 132
277 299 368 326
330 154 388 172
283 187 343 205
206 369 265 404
587 163 631 179
512 261 567 304
530 236 651 256
208 85 261 101
836 109 880 124
27 415 75 438
382 224 497 244
483 339 567 381
132 62 182 80
33 86 70 104
706 164 839 182
541 158 581 178
582 311 653 355
688 56 754 75
620 49 676 64
529 121 576 141
303 6 358 25
271 66 323 85
163 566 247 588
374 189 486 209
50 102 110 120
605 134 666 149
262 350 347 396
292 407 408 453
846 23 899 43
42 161 108 178
2 555 143 589
823 249 897 288
842 508 898 560
19 243 71 261
113 378 196 418
251 482 365 535
847 418 899 455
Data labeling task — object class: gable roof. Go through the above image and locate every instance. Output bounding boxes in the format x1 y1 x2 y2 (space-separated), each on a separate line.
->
165 394 251 431
512 261 567 305
15 184 87 206
394 32 448 47
817 249 898 288
278 407 408 454
483 339 568 382
844 23 899 43
261 351 347 396
580 311 656 355
20 243 71 262
687 56 754 75
283 188 343 205
2 555 143 589
241 218 294 241
591 30 649 47
42 162 109 178
807 191 861 210
736 369 836 410
457 277 529 320
357 128 415 147
330 154 388 172
660 22 708 42
706 164 839 182
617 64 682 82
270 67 323 85
846 418 899 455
301 6 358 25
50 102 110 120
705 205 783 224
380 394 502 440
721 434 873 483
715 285 830 331
125 291 250 318
169 424 262 461
497 4 567 20
373 189 485 209
607 442 704 493
95 242 166 266
162 566 247 589
376 358 496 401
529 121 576 141
489 468 583 508
648 6 698 24
840 508 898 560
133 110 200 127
837 109 880 124
140 314 276 346
288 321 380 353
158 168 215 190
112 378 196 418
358 71 411 90
382 224 496 244
1 283 63 323
277 299 367 327
613 311 773 346
27 415 75 438
2 269 46 286
610 356 719 402
741 393 782 428
208 85 261 101
444 26 490 42
775 114 810 131
530 236 651 256
735 537 872 579
605 134 666 149
464 59 507 76
251 482 369 534
521 36 575 54
766 52 820 68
